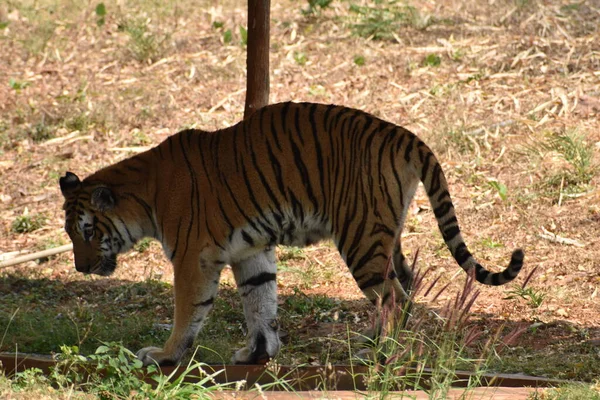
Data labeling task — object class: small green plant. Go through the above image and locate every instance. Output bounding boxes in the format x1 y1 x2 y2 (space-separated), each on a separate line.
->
505 285 546 309
223 29 233 44
129 129 152 146
95 3 107 27
283 287 338 322
480 237 504 249
302 0 334 16
118 17 168 63
353 54 366 66
239 26 248 46
488 180 508 201
349 2 431 40
505 267 545 308
66 113 90 132
28 121 54 142
544 130 596 185
134 238 153 253
293 51 308 66
9 78 30 91
11 209 46 233
279 246 306 262
423 53 441 67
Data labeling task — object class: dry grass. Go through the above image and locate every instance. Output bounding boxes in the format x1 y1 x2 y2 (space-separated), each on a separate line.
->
1 0 599 380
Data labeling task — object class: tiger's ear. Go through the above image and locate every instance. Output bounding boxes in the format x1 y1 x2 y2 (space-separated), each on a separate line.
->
59 172 81 196
91 187 117 212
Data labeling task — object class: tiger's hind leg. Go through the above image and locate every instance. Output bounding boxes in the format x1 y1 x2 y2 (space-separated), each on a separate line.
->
393 241 414 294
339 230 411 358
339 232 410 310
231 249 280 364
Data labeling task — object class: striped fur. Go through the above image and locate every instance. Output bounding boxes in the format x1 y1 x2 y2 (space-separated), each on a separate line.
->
59 102 524 366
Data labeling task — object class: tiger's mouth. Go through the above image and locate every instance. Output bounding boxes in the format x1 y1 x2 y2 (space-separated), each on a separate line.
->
89 255 117 276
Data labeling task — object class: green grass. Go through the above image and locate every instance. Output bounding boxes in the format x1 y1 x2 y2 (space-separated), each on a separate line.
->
348 0 432 40
537 382 600 399
1 343 236 399
118 17 170 63
11 211 47 233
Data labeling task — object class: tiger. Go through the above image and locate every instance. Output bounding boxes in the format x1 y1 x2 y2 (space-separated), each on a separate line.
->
59 101 524 366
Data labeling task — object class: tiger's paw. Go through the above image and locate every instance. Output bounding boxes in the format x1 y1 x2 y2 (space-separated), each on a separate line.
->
136 346 177 367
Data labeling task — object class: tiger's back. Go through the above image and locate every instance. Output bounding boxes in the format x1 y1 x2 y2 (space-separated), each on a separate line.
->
60 101 524 366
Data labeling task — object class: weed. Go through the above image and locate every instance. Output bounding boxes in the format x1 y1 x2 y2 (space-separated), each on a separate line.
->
353 54 366 66
349 1 431 40
118 17 168 63
223 29 233 44
540 382 600 399
294 51 308 66
239 26 248 46
9 78 30 91
357 255 528 396
65 113 90 132
505 267 545 308
28 120 54 142
95 3 107 27
21 20 56 57
11 209 46 233
130 129 152 146
302 0 334 16
544 129 596 185
527 129 597 201
488 180 508 201
283 287 339 322
279 246 306 262
505 285 546 308
134 238 154 253
480 237 504 249
423 53 441 67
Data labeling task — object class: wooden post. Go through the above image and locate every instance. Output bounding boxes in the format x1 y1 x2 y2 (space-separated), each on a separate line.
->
244 0 271 119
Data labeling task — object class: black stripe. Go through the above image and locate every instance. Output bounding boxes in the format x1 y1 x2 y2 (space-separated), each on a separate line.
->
123 193 157 237
179 131 198 254
241 272 276 287
293 105 304 146
351 240 386 274
193 297 215 307
442 225 460 242
308 103 326 201
404 133 416 163
428 163 442 197
421 151 433 182
290 136 319 212
433 201 453 219
358 274 385 291
241 230 255 246
265 139 287 200
170 216 182 260
454 242 471 265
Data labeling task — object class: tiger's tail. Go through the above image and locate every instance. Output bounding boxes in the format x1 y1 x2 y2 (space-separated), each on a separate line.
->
406 133 524 285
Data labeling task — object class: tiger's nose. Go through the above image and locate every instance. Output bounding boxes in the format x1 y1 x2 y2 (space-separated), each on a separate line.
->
74 261 91 274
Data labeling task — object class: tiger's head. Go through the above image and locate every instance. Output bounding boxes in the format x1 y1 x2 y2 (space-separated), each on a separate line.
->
59 172 123 276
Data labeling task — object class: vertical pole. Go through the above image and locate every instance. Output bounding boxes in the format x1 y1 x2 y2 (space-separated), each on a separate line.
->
244 0 271 119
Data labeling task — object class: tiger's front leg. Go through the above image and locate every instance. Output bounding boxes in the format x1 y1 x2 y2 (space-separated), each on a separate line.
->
231 249 280 364
137 256 223 366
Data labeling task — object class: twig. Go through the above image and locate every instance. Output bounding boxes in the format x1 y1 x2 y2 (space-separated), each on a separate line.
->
0 244 73 269
538 227 584 248
464 120 515 136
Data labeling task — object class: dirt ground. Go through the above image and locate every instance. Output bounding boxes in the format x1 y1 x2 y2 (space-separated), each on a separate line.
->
1 0 599 381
